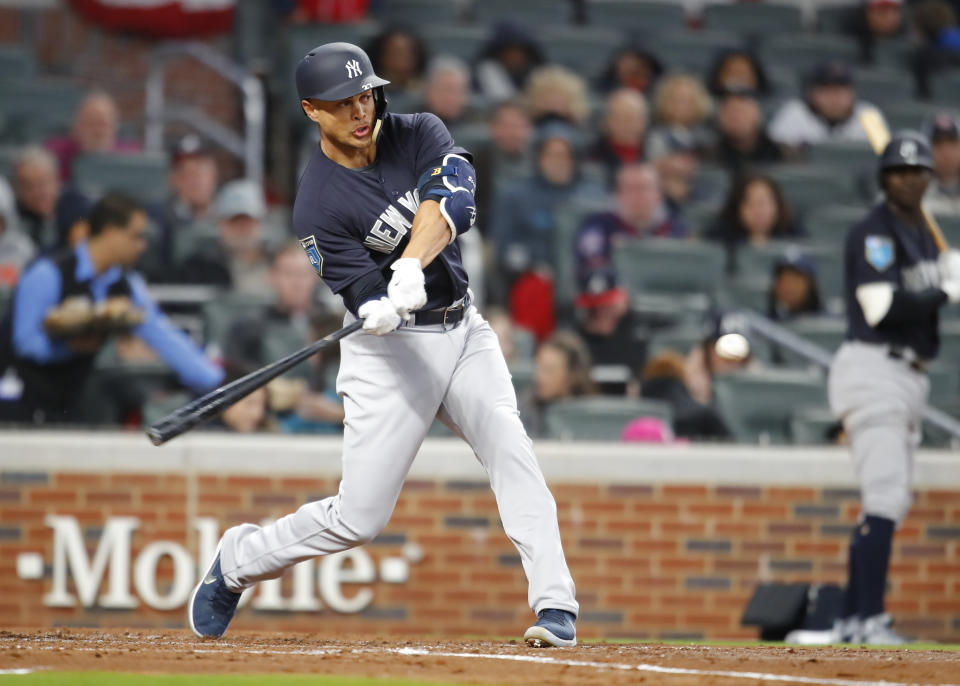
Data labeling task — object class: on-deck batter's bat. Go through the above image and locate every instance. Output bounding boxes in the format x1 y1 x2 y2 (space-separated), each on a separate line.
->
858 106 949 253
146 319 363 446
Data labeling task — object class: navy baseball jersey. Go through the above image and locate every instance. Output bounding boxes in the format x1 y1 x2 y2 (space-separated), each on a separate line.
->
293 112 471 314
844 203 941 358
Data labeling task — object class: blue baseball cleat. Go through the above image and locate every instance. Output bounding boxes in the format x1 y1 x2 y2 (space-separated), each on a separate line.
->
523 609 577 647
188 542 242 638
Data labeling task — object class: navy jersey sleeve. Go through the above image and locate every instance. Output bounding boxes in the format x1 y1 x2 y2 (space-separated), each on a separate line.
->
298 217 383 295
847 224 899 288
412 113 470 171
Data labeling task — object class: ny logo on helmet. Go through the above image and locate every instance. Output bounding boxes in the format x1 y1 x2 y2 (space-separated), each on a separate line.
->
899 140 918 163
345 59 363 79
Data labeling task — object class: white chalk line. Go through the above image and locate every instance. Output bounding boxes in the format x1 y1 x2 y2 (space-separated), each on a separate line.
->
0 668 40 675
388 647 959 686
3 642 957 686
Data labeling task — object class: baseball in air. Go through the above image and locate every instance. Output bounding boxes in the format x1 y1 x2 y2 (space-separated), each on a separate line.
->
715 333 750 361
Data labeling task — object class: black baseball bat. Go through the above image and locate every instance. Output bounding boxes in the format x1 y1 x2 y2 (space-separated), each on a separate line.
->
146 319 363 446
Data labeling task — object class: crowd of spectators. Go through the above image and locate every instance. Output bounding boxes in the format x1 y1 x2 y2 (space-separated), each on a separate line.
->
3 0 960 442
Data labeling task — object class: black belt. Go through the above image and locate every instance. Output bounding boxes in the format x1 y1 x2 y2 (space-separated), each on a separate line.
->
887 346 928 373
409 293 471 330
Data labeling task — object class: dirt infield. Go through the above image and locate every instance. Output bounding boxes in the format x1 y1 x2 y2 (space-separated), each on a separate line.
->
2 629 960 685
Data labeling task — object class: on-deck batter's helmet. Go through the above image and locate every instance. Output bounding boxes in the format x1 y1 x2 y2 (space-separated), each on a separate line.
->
879 130 935 175
296 42 390 123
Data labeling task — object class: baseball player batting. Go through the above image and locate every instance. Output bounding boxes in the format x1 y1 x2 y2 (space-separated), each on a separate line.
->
825 131 960 644
188 42 579 647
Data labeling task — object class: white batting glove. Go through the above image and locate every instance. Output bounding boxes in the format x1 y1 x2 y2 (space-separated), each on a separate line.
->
358 297 402 335
938 249 960 283
942 280 960 304
388 257 427 320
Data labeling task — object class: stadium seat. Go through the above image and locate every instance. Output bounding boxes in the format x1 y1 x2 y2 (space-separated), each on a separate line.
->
806 141 878 173
0 45 35 80
471 0 573 26
552 196 612 307
0 79 83 142
141 391 192 428
852 67 915 107
778 316 847 367
72 154 171 204
202 292 274 345
649 30 743 73
930 214 960 245
882 101 951 132
713 368 827 444
541 26 624 81
928 70 960 109
927 361 960 406
586 0 687 33
758 34 860 74
717 276 770 314
630 291 712 331
613 239 726 296
646 323 705 358
509 358 536 398
420 24 488 63
789 406 838 445
544 396 673 441
701 2 803 36
803 204 869 247
815 4 854 33
765 164 859 215
0 145 17 179
870 38 915 70
937 320 960 369
733 243 844 301
373 0 464 25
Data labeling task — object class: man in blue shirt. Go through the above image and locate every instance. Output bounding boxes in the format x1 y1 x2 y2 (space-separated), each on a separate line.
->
2 192 223 424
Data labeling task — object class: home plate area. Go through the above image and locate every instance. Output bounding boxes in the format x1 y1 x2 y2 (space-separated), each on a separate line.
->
2 629 960 685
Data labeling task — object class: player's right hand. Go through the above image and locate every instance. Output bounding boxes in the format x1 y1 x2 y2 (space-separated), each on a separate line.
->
358 296 402 335
388 257 427 320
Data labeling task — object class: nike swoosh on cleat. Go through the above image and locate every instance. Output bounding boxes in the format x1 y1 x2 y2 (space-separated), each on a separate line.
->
203 576 218 585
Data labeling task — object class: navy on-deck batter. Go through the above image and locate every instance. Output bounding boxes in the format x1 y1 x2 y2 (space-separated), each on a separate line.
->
293 112 470 314
843 202 942 359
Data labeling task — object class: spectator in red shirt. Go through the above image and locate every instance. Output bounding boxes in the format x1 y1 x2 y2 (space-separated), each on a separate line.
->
45 91 140 182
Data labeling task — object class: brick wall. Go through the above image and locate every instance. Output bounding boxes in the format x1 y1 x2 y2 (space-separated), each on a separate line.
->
1 461 957 641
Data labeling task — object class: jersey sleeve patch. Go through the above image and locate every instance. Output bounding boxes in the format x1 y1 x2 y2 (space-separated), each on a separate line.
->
299 234 324 277
864 235 894 272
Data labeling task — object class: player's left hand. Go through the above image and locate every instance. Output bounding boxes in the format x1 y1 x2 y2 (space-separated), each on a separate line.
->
938 249 960 283
388 257 427 320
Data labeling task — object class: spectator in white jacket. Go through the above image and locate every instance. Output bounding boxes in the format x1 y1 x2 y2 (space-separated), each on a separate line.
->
769 60 885 150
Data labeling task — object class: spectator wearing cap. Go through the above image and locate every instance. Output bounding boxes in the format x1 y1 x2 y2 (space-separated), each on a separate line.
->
474 21 546 102
491 119 605 338
706 49 771 98
176 179 271 294
647 129 723 217
588 89 649 187
923 113 960 216
575 163 686 281
0 177 36 290
45 90 140 182
769 60 884 150
704 86 783 172
597 45 664 96
767 252 824 322
639 351 731 441
573 267 646 396
13 146 63 251
142 134 220 283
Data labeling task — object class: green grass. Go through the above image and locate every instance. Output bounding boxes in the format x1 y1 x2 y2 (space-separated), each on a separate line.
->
0 675 483 686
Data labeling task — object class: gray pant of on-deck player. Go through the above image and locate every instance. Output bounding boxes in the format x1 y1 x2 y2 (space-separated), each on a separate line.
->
828 341 929 524
218 306 579 618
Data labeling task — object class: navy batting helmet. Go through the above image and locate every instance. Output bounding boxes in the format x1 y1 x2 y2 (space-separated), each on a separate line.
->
879 131 934 174
296 42 390 121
